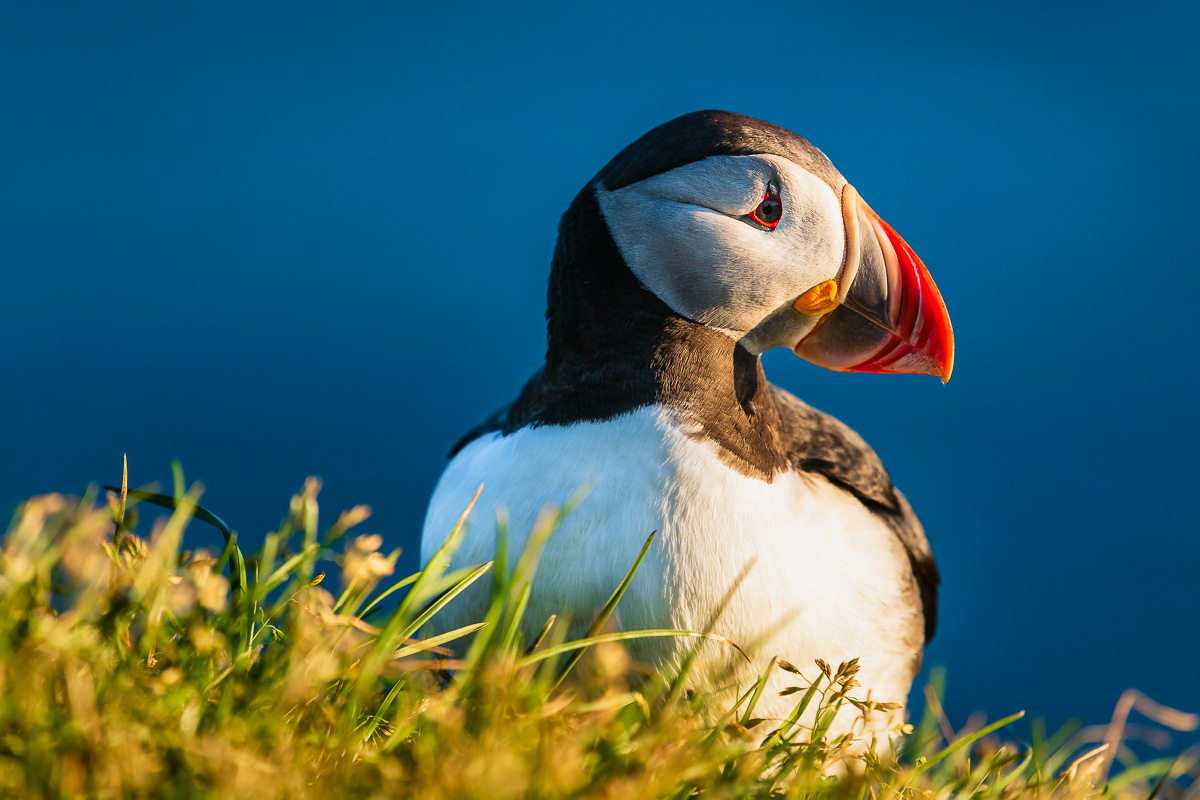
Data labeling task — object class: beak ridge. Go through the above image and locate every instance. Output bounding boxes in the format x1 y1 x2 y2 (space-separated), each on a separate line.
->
793 185 955 383
854 202 955 382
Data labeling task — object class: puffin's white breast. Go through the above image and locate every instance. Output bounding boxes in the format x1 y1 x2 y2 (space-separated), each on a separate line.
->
421 405 921 722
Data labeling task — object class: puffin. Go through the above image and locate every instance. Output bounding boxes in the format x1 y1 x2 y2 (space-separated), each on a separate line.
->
421 110 952 739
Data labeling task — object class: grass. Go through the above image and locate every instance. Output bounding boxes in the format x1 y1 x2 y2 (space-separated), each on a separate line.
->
0 464 1195 798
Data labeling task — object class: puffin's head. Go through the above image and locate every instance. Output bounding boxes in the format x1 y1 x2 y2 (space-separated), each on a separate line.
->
590 110 954 382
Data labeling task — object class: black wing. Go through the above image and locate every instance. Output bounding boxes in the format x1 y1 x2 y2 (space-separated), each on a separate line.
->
769 385 940 643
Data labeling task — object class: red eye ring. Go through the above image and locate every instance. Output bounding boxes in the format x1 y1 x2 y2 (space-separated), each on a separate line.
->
745 184 782 229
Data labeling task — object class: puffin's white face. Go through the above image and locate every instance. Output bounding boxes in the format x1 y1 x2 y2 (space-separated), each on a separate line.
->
595 152 955 381
596 155 844 348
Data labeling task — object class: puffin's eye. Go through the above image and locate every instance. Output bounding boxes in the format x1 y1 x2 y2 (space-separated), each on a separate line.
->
746 182 782 229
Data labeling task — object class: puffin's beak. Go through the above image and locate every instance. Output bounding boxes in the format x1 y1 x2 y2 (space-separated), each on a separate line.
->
793 185 955 382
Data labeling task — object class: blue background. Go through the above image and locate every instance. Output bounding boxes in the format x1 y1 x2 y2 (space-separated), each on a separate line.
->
3 1 1197 749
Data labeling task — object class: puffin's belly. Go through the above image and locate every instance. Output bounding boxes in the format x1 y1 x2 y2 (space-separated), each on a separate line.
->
421 405 919 711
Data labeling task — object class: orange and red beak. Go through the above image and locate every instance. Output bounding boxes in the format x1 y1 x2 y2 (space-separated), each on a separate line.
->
793 184 955 382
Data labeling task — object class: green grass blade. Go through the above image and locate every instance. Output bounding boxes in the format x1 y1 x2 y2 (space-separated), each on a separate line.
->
904 667 947 763
362 677 407 742
1106 755 1183 794
171 460 185 503
518 629 747 666
392 622 487 659
391 485 481 629
253 543 319 602
113 455 129 549
393 561 493 648
342 488 482 722
703 684 759 747
740 656 777 727
358 573 421 619
499 582 531 652
773 673 825 743
348 616 475 744
915 710 1026 774
663 560 755 708
461 507 511 665
492 506 509 604
525 614 556 655
552 530 655 689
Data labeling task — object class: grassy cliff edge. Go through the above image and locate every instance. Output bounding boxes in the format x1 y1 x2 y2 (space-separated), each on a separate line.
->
0 471 1194 798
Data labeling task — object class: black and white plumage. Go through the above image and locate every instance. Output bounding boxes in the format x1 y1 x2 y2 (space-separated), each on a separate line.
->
422 111 953 737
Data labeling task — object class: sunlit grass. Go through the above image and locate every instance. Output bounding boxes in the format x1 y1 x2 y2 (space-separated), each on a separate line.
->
0 464 1195 798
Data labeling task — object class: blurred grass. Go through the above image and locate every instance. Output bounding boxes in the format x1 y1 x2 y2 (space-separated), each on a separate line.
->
0 466 1195 798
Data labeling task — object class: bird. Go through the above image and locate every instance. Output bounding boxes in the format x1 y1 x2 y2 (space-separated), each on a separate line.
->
420 110 952 741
